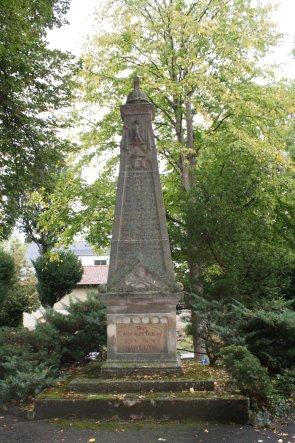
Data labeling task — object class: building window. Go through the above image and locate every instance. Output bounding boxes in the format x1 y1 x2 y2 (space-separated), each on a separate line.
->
94 260 107 265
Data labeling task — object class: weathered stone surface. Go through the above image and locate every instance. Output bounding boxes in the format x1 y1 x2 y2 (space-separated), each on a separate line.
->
70 378 215 393
107 78 176 293
102 294 181 372
102 78 182 373
35 396 249 423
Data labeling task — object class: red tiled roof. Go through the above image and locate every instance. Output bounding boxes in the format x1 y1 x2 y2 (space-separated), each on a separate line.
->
78 266 109 285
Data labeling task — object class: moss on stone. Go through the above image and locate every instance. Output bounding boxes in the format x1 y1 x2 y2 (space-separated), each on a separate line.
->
76 360 211 381
51 418 205 431
38 384 245 401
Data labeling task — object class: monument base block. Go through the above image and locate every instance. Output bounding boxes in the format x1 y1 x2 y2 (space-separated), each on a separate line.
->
101 293 182 375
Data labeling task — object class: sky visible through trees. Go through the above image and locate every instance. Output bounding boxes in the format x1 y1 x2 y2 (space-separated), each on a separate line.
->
48 0 295 78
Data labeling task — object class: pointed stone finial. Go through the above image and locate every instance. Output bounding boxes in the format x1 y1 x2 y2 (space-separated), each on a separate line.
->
134 76 140 90
126 77 150 103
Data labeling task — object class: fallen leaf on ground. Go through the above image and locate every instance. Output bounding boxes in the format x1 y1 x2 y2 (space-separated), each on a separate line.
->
88 439 96 442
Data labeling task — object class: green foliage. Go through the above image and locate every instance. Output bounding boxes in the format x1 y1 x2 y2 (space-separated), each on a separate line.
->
40 0 293 252
18 169 67 254
0 285 39 328
38 166 116 249
0 0 77 238
0 248 15 306
187 293 295 378
0 238 40 327
221 345 273 403
42 290 106 365
235 299 295 374
33 251 83 308
0 326 61 401
273 369 295 399
0 292 106 401
180 138 295 304
185 293 238 364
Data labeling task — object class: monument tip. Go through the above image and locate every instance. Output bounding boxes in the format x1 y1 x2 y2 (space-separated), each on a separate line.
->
126 76 150 104
133 76 140 90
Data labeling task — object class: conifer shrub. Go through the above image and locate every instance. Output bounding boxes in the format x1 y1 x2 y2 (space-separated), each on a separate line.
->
0 248 15 306
237 302 295 374
0 326 61 401
43 291 106 365
33 251 83 308
221 345 273 404
0 292 106 401
0 284 39 328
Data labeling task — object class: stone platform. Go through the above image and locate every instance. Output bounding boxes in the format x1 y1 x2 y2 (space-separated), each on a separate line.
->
34 362 249 423
35 395 249 423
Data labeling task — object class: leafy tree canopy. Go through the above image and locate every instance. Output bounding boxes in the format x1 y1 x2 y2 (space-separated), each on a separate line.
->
44 0 292 243
0 0 77 238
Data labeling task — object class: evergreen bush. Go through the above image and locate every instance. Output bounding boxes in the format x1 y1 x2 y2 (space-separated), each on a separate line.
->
221 345 273 403
0 326 61 401
43 290 106 365
232 299 295 374
0 285 39 327
0 292 106 401
33 251 83 308
0 248 15 306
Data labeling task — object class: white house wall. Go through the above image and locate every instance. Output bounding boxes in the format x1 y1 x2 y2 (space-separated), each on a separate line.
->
54 287 90 310
80 256 109 266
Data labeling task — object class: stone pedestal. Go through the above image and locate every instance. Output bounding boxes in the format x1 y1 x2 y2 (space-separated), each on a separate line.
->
102 293 182 374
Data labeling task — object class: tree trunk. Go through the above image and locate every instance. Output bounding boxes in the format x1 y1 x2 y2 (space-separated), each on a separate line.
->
184 98 205 360
188 258 206 359
174 95 205 361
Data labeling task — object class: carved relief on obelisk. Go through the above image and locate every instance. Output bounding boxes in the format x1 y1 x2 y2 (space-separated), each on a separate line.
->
107 77 176 294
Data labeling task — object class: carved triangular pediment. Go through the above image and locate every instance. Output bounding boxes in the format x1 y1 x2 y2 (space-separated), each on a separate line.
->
108 256 170 292
122 263 169 290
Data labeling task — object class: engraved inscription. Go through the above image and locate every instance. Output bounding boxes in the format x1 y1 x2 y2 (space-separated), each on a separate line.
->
119 171 161 241
116 323 168 353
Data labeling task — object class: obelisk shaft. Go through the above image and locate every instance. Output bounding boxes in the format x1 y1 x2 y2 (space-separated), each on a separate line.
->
107 78 175 293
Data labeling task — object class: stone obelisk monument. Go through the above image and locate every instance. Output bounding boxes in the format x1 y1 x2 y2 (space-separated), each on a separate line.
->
102 78 182 374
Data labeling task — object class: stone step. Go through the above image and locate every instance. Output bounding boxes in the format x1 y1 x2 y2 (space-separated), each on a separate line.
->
34 393 249 423
70 378 215 393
